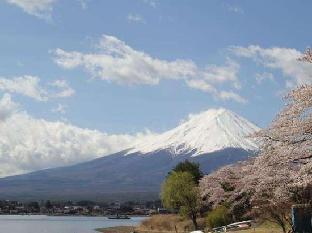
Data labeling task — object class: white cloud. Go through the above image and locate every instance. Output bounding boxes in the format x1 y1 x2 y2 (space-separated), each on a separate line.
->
0 94 19 121
53 35 197 85
186 79 217 93
53 35 245 103
142 0 157 8
231 45 312 88
0 76 74 101
202 59 241 89
49 80 75 98
0 94 145 177
218 91 247 104
78 0 88 10
186 79 247 104
5 0 57 20
127 13 145 24
0 76 48 101
52 103 66 114
226 5 244 14
255 72 275 84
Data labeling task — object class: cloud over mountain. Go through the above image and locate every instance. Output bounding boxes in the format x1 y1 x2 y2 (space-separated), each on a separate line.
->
0 94 142 177
53 35 246 103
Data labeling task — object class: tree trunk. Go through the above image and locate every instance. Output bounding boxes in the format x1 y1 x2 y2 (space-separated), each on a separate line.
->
191 213 198 230
278 222 287 233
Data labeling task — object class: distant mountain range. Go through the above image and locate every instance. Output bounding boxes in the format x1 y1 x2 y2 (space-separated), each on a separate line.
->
0 108 260 201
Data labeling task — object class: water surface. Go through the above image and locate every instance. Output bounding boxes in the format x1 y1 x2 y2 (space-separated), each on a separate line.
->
0 215 146 233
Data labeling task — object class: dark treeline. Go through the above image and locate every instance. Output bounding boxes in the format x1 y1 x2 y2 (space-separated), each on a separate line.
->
0 199 162 216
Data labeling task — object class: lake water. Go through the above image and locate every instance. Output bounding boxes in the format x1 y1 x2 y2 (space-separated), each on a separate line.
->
0 215 147 233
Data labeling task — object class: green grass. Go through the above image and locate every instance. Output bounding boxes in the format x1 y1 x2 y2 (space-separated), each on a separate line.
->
237 222 282 233
95 226 135 233
95 219 283 233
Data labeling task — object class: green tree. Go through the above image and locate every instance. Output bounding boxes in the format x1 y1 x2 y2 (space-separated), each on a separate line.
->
161 171 201 230
171 160 203 184
206 205 231 229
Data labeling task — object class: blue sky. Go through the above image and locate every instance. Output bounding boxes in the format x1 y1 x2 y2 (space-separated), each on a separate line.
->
0 0 311 176
0 0 311 132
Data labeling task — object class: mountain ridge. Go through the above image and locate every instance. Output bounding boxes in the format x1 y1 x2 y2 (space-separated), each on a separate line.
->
0 148 253 201
0 108 260 200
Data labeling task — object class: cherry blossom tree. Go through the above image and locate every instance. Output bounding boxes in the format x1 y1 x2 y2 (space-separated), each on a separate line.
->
200 49 312 233
199 160 254 221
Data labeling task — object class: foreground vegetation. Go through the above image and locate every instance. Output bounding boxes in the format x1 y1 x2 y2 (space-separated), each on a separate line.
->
96 215 283 233
238 222 282 233
96 226 136 233
160 50 312 232
138 214 205 232
99 49 312 233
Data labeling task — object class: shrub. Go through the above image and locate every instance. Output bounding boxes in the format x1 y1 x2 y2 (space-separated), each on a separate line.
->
138 214 206 232
206 205 231 229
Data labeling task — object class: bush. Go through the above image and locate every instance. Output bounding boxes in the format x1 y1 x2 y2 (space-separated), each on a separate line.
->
139 214 186 231
206 205 231 229
138 214 206 232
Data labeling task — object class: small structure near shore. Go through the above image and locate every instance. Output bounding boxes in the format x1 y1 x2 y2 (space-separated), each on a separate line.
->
292 204 312 232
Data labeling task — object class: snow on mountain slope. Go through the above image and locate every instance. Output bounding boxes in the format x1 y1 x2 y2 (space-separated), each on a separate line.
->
128 108 260 156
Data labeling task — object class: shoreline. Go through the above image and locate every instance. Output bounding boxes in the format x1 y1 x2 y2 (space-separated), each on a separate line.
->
0 213 150 218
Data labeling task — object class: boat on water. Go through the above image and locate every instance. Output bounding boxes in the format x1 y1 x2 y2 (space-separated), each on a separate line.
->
107 214 131 219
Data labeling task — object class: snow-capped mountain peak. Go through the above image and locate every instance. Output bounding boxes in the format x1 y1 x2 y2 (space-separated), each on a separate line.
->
127 108 260 156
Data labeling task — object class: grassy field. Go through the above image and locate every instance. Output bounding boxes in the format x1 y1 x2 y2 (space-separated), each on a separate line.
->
137 214 206 232
237 222 282 233
95 226 136 233
96 214 202 233
96 216 283 233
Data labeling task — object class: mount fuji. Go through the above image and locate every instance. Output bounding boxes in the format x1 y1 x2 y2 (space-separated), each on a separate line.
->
0 108 260 201
128 108 259 156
